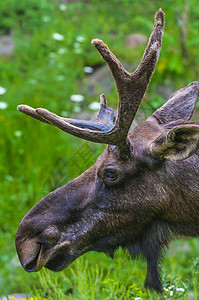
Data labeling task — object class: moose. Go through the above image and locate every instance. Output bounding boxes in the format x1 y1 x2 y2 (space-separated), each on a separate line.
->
15 9 199 292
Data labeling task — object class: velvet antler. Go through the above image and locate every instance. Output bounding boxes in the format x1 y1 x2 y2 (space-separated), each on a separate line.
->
17 9 164 158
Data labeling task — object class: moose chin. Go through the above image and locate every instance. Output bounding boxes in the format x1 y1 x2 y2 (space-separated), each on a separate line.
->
15 9 199 293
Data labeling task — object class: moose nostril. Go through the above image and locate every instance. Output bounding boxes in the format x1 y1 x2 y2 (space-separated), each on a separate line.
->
24 257 38 272
23 246 41 272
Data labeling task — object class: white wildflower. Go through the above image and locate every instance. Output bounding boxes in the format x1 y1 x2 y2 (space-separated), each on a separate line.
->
89 101 100 111
74 42 81 48
76 36 85 42
56 75 65 81
135 298 142 300
168 285 174 289
29 79 37 85
14 131 22 137
58 48 67 55
0 86 7 95
84 66 94 74
70 94 84 102
42 16 51 22
176 288 185 292
73 42 83 53
6 175 14 182
0 101 8 109
74 48 83 54
59 4 67 11
170 291 173 296
52 33 64 41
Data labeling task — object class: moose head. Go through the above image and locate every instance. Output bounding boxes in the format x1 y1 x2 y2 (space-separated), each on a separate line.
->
15 9 199 292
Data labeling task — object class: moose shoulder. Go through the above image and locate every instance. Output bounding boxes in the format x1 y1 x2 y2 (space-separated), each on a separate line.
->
15 9 199 293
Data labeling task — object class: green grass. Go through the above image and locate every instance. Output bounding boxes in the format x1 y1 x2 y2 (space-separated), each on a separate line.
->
0 0 199 299
20 243 199 299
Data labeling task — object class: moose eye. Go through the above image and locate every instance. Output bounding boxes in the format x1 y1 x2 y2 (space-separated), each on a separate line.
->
104 170 117 181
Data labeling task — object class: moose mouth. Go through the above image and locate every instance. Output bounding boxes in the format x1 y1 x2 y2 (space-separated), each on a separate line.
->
23 244 77 273
44 250 76 271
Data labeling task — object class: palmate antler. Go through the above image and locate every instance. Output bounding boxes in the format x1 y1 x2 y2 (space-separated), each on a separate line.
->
17 9 164 158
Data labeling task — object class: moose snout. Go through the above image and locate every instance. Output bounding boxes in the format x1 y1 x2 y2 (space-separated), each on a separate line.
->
15 237 41 272
15 223 61 272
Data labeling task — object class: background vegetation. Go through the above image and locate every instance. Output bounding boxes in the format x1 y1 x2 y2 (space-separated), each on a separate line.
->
0 0 199 299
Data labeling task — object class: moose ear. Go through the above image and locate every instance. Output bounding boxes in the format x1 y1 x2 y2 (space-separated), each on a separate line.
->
152 82 199 125
150 124 199 161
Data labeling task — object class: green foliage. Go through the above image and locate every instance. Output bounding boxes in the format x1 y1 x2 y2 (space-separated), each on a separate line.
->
0 0 199 298
0 0 54 34
20 248 199 299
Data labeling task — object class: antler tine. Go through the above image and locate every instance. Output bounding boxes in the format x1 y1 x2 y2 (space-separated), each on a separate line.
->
17 105 51 125
17 95 118 144
17 9 164 158
92 8 164 139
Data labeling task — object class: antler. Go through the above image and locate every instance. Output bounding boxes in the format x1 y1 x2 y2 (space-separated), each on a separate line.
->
17 9 164 158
